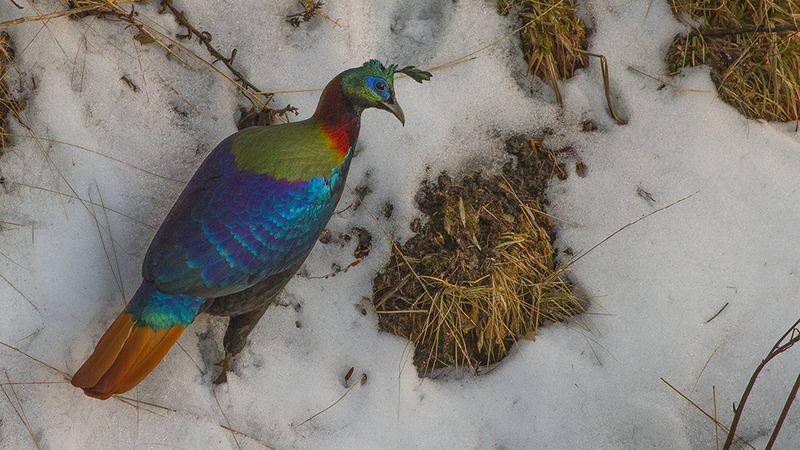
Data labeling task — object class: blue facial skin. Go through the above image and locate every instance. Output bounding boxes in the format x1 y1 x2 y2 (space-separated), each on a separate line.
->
365 76 390 101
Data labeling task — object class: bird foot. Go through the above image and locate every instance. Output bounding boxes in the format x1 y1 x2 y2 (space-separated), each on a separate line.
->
213 353 234 385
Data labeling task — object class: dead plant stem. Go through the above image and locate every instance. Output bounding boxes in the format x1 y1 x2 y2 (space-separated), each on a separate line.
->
722 317 800 450
764 371 800 450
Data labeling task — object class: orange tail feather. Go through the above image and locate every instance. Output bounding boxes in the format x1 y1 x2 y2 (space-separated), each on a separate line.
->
71 310 185 400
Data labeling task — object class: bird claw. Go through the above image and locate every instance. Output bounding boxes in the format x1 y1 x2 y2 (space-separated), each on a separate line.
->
213 353 234 385
213 371 228 385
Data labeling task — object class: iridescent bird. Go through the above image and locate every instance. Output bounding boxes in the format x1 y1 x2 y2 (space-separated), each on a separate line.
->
71 60 432 399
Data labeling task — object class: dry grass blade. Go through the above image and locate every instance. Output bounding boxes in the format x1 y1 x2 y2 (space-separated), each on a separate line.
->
562 191 699 270
296 373 366 427
0 381 67 386
581 52 627 124
2 371 40 450
12 181 157 231
213 390 242 450
115 397 170 419
661 377 756 450
217 425 278 450
6 133 187 183
0 340 71 379
714 386 720 450
11 328 41 346
0 4 102 30
115 393 279 448
0 270 39 313
114 395 178 413
89 185 125 299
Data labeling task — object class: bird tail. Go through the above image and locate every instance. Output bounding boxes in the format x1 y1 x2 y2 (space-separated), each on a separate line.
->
71 282 198 399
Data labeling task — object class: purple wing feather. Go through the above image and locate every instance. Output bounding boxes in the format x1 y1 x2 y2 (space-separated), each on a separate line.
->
144 135 350 298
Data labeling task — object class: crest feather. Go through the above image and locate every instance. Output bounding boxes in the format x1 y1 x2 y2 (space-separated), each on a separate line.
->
361 60 433 84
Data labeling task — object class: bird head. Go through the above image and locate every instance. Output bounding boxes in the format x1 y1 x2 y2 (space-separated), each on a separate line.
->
340 60 432 126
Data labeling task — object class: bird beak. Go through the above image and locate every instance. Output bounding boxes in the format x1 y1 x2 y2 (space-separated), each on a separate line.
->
377 94 405 126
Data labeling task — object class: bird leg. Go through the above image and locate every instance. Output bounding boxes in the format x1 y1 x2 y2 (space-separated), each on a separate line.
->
213 304 270 385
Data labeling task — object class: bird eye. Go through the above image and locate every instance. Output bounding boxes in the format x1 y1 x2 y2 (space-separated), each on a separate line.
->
365 76 390 100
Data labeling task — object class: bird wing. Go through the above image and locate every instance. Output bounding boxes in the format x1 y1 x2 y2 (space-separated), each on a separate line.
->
143 134 338 298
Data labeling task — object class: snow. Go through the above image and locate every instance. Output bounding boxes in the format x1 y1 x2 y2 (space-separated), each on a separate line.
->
2 0 800 448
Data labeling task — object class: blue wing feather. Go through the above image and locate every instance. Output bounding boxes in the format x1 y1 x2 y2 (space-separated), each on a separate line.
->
143 134 352 299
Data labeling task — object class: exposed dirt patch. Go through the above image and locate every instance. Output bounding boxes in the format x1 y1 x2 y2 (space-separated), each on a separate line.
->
373 135 583 376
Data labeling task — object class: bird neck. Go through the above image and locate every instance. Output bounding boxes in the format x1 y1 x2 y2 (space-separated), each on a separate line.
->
313 75 360 161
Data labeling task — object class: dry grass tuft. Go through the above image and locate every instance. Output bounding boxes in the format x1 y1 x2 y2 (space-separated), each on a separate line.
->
286 0 338 28
1 31 25 150
373 136 583 376
502 0 589 105
667 0 800 122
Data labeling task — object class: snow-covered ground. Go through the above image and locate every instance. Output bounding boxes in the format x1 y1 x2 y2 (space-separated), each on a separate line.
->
2 0 799 448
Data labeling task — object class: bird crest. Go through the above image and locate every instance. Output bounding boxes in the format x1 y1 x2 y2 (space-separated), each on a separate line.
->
362 60 433 84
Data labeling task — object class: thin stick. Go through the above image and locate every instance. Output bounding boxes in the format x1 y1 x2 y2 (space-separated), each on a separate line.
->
722 317 800 450
764 370 800 449
158 0 272 107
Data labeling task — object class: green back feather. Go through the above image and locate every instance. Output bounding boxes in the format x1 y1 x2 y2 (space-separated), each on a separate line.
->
231 121 340 181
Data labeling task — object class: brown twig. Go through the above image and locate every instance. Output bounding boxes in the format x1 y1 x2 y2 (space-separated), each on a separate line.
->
158 0 272 108
765 371 800 450
55 0 293 122
286 0 327 28
722 317 800 450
